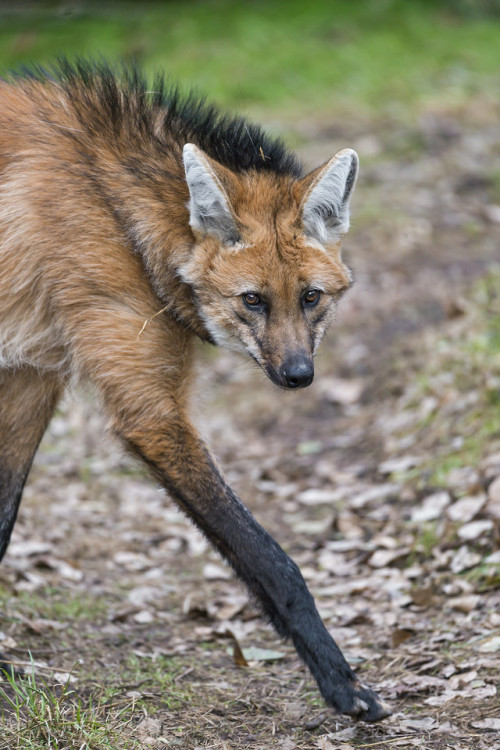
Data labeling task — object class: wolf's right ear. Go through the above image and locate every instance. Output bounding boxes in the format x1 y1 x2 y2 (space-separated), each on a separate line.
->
183 144 239 244
299 148 359 245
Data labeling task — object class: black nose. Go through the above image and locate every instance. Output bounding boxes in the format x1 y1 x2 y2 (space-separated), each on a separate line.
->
280 355 314 389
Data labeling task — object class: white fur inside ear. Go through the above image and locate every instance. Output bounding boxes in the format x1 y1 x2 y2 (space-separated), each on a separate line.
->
302 149 359 244
183 143 239 243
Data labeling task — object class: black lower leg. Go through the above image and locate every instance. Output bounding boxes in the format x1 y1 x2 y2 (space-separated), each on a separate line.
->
0 467 32 563
132 435 391 722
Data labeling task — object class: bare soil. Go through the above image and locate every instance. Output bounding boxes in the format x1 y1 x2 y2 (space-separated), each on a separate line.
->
1 110 499 749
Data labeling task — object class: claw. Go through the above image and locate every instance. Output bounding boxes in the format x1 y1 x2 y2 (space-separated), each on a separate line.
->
351 697 369 715
359 697 392 723
333 680 392 722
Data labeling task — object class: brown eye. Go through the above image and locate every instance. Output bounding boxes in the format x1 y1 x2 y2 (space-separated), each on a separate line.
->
243 292 261 307
304 289 320 305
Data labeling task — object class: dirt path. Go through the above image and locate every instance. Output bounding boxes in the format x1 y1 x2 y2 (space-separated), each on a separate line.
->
1 113 499 749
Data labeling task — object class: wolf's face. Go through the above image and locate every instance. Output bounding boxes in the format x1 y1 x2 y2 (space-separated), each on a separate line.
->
180 144 358 389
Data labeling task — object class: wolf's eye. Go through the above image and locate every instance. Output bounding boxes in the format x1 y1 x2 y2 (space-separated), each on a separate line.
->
303 289 321 306
243 292 262 307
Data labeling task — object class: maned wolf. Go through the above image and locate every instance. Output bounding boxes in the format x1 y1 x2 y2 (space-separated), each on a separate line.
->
0 61 390 721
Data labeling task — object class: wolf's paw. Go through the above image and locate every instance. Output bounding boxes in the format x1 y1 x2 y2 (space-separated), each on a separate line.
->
329 679 391 722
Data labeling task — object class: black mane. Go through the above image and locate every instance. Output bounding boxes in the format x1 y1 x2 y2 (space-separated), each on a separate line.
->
15 58 303 178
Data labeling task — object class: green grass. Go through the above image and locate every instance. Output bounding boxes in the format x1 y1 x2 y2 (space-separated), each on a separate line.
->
0 659 136 750
119 654 195 712
0 586 109 624
464 560 500 592
413 522 441 557
0 644 196 747
0 0 499 120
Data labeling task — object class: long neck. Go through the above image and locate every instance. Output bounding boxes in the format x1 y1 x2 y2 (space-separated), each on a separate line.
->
76 118 212 341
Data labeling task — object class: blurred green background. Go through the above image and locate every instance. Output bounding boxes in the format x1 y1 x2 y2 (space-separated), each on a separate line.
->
0 0 499 124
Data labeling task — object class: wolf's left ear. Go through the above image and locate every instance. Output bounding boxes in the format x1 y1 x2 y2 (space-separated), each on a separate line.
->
183 143 239 244
300 148 359 245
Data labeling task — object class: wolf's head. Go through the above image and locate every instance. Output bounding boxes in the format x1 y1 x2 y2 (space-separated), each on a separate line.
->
180 143 358 389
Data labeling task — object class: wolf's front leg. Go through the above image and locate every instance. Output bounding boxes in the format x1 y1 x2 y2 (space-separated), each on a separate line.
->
121 416 390 721
71 303 390 722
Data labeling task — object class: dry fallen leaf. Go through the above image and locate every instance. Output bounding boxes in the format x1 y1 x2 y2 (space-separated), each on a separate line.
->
400 716 436 731
297 488 343 505
425 684 496 706
471 718 500 730
7 541 52 557
239 646 286 662
23 618 67 634
392 628 415 647
316 740 338 750
487 475 500 518
369 547 410 568
378 455 421 474
447 595 480 613
303 710 329 730
450 545 482 574
206 593 248 621
457 519 493 541
318 377 364 405
474 633 500 653
203 562 232 580
409 587 437 607
447 494 487 523
231 638 249 667
411 491 451 522
134 717 162 742
348 483 400 509
283 701 306 722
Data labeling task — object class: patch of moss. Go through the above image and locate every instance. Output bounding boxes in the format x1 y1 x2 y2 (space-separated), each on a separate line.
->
5 586 109 624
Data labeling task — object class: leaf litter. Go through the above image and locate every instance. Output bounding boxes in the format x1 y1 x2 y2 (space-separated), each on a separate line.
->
0 111 500 748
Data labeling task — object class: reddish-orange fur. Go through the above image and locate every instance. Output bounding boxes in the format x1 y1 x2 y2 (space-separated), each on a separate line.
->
0 65 389 721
